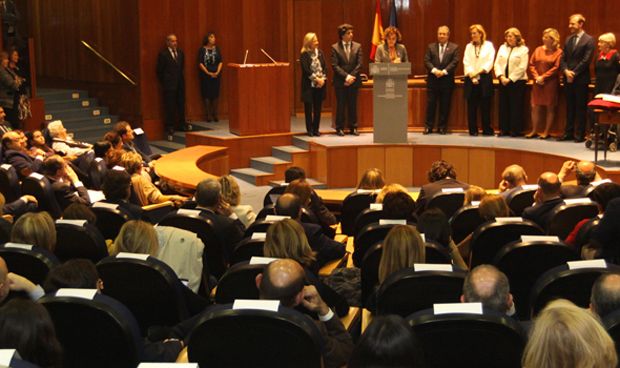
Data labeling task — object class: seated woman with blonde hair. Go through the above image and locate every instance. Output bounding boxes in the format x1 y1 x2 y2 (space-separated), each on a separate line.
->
375 183 408 203
218 175 256 228
357 168 385 192
463 185 487 205
10 211 56 252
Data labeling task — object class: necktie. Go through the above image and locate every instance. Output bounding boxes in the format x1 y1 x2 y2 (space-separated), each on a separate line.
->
173 49 178 61
572 35 579 49
345 43 350 61
439 44 445 63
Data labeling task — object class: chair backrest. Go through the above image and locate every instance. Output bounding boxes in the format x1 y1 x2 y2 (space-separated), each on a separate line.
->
470 219 544 267
40 291 142 368
0 163 20 202
0 349 42 368
341 191 376 236
530 262 620 317
547 200 599 240
87 158 108 190
229 237 265 265
158 212 227 278
375 267 467 317
603 308 620 361
97 254 189 335
574 216 601 249
0 243 60 285
353 208 384 237
55 221 108 263
353 221 414 267
214 262 265 304
91 205 130 240
255 204 275 220
407 307 526 368
187 304 324 368
21 173 62 219
243 218 281 239
262 185 287 207
426 192 465 219
506 187 537 216
449 204 485 244
493 238 579 320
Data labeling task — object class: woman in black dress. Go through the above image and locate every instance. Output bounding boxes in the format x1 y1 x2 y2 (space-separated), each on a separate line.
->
198 32 222 122
300 32 327 136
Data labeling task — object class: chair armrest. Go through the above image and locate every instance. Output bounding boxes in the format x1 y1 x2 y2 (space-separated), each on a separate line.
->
142 201 175 211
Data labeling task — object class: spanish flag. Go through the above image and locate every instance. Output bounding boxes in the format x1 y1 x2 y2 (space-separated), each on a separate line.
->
369 0 384 62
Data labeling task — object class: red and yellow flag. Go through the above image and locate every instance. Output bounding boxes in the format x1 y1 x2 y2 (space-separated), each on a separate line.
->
369 0 384 62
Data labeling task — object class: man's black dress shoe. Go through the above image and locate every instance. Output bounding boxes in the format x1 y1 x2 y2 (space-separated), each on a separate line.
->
307 131 314 137
336 129 345 136
470 131 479 136
556 134 573 141
439 128 448 135
314 131 321 137
423 128 432 135
350 129 359 136
481 130 494 136
574 136 585 143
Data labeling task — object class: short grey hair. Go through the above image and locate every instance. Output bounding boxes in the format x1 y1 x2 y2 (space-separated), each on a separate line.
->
47 120 64 138
195 178 221 207
463 265 511 313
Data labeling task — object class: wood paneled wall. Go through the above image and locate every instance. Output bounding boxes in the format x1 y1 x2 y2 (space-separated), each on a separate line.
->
25 0 620 136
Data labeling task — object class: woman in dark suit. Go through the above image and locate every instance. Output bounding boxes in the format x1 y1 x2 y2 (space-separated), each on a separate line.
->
300 32 327 136
0 51 23 129
198 32 222 122
374 26 408 63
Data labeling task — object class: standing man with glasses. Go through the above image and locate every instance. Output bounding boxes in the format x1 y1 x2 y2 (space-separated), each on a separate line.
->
331 24 362 137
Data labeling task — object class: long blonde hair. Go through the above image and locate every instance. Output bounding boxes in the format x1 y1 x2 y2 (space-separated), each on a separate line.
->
357 168 385 190
219 175 241 207
264 219 316 268
11 212 57 252
301 32 317 53
113 220 159 256
378 225 425 283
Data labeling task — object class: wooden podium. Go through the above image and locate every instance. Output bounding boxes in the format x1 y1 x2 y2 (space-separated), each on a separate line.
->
227 63 291 136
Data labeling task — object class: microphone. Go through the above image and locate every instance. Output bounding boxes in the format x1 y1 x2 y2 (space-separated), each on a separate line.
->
243 49 249 65
260 48 278 64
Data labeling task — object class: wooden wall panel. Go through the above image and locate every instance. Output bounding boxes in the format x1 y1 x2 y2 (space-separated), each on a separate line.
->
412 146 442 186
385 147 414 185
357 147 386 183
442 148 470 184
468 149 495 188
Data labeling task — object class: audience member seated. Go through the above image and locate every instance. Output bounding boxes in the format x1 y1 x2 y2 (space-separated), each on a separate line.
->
522 172 563 230
522 299 617 368
461 264 515 316
348 315 426 368
378 225 424 284
590 273 620 319
286 179 336 236
2 131 43 179
382 190 416 221
93 140 112 160
47 120 93 173
589 197 620 264
218 175 256 228
274 194 345 269
0 191 38 219
557 160 601 198
122 152 186 206
62 203 97 225
0 107 10 134
0 256 46 305
40 155 90 210
416 160 470 215
356 168 385 192
375 183 408 203
105 147 125 169
42 259 103 294
103 131 123 151
417 208 467 270
101 169 143 219
11 212 56 253
285 166 336 228
25 130 54 157
456 194 510 258
115 121 153 163
0 299 63 367
498 164 529 199
463 185 487 205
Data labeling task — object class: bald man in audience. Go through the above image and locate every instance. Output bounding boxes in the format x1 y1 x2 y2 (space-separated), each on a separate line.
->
2 130 44 179
461 265 515 316
590 273 620 318
522 172 564 230
498 164 529 199
557 160 602 198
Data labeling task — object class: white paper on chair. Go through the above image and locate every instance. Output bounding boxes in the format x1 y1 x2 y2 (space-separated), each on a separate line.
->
0 349 16 366
56 219 87 227
370 203 383 210
233 299 279 312
177 209 201 217
94 157 104 162
567 259 607 270
117 252 150 261
495 217 523 223
434 302 482 315
133 128 144 135
414 263 452 272
251 232 267 240
357 189 376 194
521 235 560 243
138 364 199 368
470 201 480 206
0 164 12 170
29 172 44 180
92 202 119 210
249 256 279 265
265 215 290 222
563 198 592 205
87 190 106 203
56 288 97 300
522 184 539 190
441 187 464 193
112 166 126 171
379 219 406 225
590 179 612 187
4 242 33 250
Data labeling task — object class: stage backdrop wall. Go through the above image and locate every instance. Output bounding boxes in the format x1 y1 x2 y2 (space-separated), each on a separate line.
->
25 0 620 138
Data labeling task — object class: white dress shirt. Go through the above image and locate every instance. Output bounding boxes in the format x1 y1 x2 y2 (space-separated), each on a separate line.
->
463 41 495 82
494 44 529 82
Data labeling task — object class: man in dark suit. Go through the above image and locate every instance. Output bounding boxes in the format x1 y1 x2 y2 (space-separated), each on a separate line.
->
101 169 143 220
115 121 152 163
156 34 186 141
522 172 564 230
40 155 90 211
558 14 595 143
423 26 459 135
331 24 362 136
2 131 43 180
415 160 470 215
557 160 600 198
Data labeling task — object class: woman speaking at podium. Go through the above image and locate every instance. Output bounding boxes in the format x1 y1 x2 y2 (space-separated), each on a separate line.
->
300 32 327 137
374 26 409 64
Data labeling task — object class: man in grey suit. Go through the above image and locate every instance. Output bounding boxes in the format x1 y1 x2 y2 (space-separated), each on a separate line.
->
331 24 363 136
424 26 459 135
558 14 595 143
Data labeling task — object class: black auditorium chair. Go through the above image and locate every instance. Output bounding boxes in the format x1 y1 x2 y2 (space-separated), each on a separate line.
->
262 185 287 207
187 304 324 368
87 157 108 190
255 204 275 220
0 219 11 244
530 262 620 317
3 352 40 368
375 267 466 317
425 241 453 264
21 173 62 219
408 307 526 368
341 191 377 236
40 291 142 368
493 238 579 319
469 219 544 267
158 210 227 278
229 237 265 265
449 204 485 244
244 219 278 239
425 191 465 219
353 208 384 237
91 205 130 240
603 309 620 360
505 186 537 216
573 216 601 250
546 200 599 240
97 255 189 335
353 222 414 267
55 220 108 263
214 261 265 304
0 163 21 202
0 243 60 285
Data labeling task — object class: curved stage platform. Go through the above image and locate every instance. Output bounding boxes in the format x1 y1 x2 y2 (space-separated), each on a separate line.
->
157 125 620 192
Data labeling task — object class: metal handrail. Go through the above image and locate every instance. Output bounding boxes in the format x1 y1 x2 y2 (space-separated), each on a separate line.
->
80 40 137 86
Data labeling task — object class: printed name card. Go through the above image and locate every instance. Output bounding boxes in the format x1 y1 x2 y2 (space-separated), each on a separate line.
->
177 209 201 217
112 165 126 171
414 263 452 272
56 288 98 300
117 252 150 261
434 302 483 315
265 215 290 222
522 184 539 190
0 164 12 170
92 202 119 210
56 219 87 227
0 349 16 366
567 259 607 270
29 172 44 180
249 256 279 265
419 233 426 242
495 217 523 223
88 190 106 203
233 299 280 312
138 364 199 368
563 198 592 205
4 242 34 250
521 235 560 243
94 157 104 162
133 128 144 135
369 203 383 210
442 187 464 193
251 232 267 240
357 189 377 194
470 201 480 206
379 219 407 225
590 179 612 187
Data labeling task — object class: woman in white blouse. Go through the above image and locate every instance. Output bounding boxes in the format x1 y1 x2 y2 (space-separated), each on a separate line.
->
463 24 496 136
494 27 529 137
